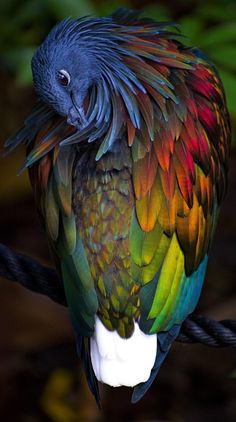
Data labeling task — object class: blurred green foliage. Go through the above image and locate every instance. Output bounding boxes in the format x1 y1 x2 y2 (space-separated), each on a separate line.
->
178 3 236 143
1 0 235 142
40 368 78 422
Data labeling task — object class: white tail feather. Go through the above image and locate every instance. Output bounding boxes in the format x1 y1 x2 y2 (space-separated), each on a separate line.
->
90 316 157 387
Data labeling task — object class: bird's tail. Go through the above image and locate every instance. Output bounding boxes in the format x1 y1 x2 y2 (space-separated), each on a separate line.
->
90 316 157 388
131 324 181 403
89 316 181 403
76 325 181 407
74 332 101 407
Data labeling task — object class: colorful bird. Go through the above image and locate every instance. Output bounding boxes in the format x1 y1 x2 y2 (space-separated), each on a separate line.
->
6 9 231 405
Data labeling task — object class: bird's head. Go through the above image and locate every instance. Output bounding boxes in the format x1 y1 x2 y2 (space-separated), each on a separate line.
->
31 18 103 129
31 14 194 140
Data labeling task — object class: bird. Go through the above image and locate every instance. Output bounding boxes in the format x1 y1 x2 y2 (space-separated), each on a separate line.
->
5 8 231 405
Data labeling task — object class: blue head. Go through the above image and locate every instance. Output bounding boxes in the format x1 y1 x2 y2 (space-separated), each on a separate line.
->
32 18 106 128
31 16 148 131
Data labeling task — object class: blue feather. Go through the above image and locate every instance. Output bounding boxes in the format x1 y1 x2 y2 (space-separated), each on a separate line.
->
132 324 181 403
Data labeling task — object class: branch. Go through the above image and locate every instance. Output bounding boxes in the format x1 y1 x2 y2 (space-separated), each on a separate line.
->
0 243 235 347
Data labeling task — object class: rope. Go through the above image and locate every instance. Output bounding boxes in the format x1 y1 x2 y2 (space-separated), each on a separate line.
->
0 243 66 306
179 316 236 347
0 242 235 347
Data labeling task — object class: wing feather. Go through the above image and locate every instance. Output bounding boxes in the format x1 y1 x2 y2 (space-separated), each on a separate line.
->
129 55 230 333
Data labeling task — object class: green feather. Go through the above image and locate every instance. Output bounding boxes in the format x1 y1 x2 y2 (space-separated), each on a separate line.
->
45 176 59 241
60 236 98 335
61 214 77 254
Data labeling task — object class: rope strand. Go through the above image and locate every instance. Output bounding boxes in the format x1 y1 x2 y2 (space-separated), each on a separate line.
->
0 242 235 347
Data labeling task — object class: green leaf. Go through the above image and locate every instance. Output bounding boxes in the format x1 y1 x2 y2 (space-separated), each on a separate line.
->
43 0 96 19
0 0 18 16
3 47 35 85
210 45 236 71
219 69 236 115
95 0 131 16
200 24 236 47
143 5 171 21
179 16 204 45
11 0 45 26
197 4 236 22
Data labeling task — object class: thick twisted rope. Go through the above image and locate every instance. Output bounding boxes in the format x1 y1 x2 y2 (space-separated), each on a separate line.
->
0 242 235 347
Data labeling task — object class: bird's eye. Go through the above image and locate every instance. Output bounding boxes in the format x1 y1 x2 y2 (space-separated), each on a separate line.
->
57 69 71 86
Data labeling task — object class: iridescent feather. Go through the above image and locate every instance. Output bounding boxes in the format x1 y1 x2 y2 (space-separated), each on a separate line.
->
5 8 231 404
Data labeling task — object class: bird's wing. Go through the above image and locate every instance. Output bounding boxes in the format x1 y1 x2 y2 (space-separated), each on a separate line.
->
5 102 98 335
5 102 101 402
125 52 231 335
27 122 99 334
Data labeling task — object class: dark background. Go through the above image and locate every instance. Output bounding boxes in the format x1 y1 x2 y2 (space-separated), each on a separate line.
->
0 0 236 420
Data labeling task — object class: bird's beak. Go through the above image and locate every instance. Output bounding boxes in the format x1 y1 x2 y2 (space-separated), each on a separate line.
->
67 92 88 129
